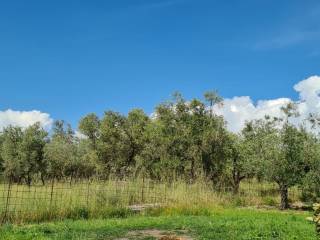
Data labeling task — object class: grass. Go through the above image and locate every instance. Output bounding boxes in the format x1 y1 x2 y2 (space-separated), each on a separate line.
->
0 208 317 239
0 179 304 223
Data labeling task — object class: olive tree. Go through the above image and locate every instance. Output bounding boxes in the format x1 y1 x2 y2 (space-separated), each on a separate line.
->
1 126 23 182
300 113 320 201
246 103 308 209
224 132 256 194
44 120 77 181
78 113 100 150
0 132 4 176
18 123 48 185
98 111 130 178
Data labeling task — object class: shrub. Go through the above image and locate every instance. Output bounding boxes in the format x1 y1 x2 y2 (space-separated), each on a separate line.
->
66 207 89 219
262 196 277 207
314 203 320 235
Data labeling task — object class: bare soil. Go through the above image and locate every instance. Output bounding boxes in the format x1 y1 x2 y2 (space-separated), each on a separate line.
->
116 229 193 240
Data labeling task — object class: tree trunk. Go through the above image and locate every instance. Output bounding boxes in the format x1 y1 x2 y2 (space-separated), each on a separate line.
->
233 180 240 194
279 184 289 210
70 174 73 186
190 159 196 184
41 174 45 186
232 158 244 195
26 173 32 187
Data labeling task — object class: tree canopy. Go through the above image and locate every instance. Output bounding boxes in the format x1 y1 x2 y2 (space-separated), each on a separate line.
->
0 92 320 209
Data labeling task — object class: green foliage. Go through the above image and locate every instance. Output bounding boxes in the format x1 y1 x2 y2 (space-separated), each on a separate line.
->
78 113 100 149
262 196 278 206
1 92 320 211
18 123 48 185
0 133 4 175
0 124 47 184
242 103 310 209
301 136 320 202
1 126 23 181
44 135 76 179
98 111 133 178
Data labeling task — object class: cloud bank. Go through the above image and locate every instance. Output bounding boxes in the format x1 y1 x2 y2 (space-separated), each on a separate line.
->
0 109 53 130
213 76 320 132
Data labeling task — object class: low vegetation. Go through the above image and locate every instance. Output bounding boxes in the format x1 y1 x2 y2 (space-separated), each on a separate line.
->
314 203 320 235
0 179 302 223
0 208 316 240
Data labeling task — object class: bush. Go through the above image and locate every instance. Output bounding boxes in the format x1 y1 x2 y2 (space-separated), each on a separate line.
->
232 196 247 207
102 207 134 218
301 173 320 202
66 207 90 219
262 196 277 206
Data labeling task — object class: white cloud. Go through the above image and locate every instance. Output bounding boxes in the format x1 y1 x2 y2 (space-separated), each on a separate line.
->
74 130 87 140
0 109 53 130
213 75 320 132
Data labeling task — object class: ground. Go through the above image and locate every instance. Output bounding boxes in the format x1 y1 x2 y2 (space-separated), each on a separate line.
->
0 208 317 240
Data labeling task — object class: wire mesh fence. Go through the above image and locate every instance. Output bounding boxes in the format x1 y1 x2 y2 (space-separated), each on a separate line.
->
0 179 302 223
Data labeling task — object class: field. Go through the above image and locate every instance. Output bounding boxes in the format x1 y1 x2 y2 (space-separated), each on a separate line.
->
0 208 316 240
0 179 303 223
0 180 315 239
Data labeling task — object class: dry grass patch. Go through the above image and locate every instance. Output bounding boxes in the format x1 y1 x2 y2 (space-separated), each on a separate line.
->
117 229 193 240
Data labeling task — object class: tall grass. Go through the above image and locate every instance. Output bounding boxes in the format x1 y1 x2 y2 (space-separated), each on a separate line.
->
0 179 303 223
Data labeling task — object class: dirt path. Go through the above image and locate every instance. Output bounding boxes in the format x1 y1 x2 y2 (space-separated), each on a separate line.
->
116 229 193 240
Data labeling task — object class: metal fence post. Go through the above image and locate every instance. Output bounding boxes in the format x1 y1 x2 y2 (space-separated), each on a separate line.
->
141 177 145 203
50 178 55 207
86 179 90 208
2 180 12 224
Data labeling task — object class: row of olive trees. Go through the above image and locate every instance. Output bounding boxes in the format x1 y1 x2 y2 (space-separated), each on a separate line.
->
0 120 96 185
0 91 320 209
61 93 320 209
78 96 320 209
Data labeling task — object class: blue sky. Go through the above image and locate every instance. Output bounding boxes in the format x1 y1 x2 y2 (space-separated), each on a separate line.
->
1 0 320 129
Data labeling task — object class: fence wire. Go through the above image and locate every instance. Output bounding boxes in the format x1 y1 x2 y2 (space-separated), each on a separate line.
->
0 179 301 223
